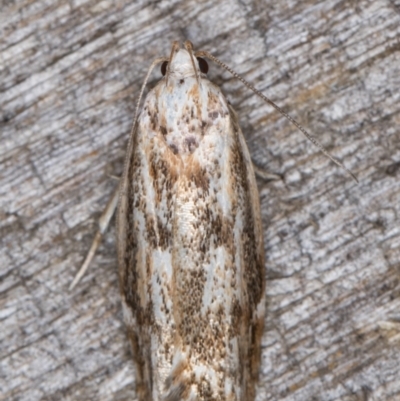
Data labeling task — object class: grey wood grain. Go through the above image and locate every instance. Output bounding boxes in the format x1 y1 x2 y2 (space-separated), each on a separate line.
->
1 0 399 400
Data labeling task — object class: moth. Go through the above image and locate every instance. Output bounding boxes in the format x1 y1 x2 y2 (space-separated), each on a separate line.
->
70 40 357 401
118 41 265 401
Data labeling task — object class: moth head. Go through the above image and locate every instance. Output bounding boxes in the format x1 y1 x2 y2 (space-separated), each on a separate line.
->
161 57 208 76
162 43 208 80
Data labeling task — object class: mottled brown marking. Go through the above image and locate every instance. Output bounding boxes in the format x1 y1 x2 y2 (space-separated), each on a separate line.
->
185 160 209 193
185 136 198 152
149 106 159 131
208 110 219 119
169 143 179 154
127 329 152 401
160 125 167 137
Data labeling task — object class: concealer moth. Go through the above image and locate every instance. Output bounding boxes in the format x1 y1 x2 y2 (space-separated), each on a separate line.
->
70 40 357 401
119 40 265 401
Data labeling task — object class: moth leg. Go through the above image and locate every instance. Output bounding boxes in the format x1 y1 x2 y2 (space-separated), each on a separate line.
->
69 186 119 290
252 162 282 182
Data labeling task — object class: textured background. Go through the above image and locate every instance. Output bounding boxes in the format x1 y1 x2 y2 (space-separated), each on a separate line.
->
1 0 400 400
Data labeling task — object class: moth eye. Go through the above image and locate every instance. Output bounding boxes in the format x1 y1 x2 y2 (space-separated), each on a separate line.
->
197 57 208 74
161 61 168 76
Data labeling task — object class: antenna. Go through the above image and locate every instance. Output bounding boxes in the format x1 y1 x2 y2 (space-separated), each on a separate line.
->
195 49 358 183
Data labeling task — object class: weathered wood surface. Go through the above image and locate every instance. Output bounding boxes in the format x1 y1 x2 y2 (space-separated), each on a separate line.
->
1 0 400 400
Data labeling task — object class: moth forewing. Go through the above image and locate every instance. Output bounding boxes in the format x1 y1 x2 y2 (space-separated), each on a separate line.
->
116 41 265 401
